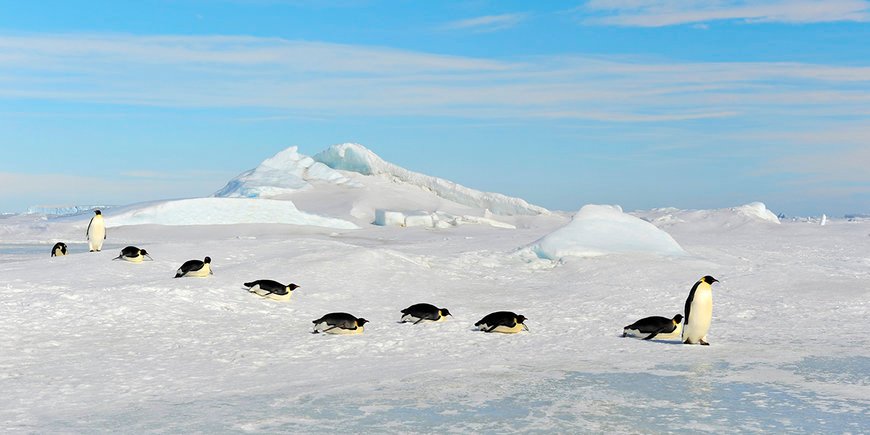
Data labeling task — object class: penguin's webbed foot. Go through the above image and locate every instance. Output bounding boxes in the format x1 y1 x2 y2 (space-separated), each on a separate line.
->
700 340 710 346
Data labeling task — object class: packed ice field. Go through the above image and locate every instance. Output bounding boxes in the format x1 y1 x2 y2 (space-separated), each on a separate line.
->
1 144 868 433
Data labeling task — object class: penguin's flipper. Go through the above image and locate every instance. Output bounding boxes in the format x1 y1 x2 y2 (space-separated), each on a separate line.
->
485 325 498 332
643 332 659 341
522 323 530 332
413 318 424 325
112 255 122 261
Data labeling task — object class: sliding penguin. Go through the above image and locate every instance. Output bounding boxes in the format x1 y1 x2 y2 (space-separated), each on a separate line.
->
244 280 299 301
682 275 719 345
174 256 212 278
86 210 106 252
312 312 368 335
51 242 67 257
623 314 683 340
113 246 152 263
475 311 529 333
399 303 451 324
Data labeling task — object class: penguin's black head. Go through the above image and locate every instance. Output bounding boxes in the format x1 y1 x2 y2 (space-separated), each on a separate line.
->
288 283 300 291
673 314 684 323
356 318 369 326
440 308 452 317
204 256 212 263
139 249 148 256
701 275 718 284
516 315 528 324
94 210 102 215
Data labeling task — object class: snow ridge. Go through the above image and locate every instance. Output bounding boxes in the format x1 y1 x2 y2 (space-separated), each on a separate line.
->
314 143 549 216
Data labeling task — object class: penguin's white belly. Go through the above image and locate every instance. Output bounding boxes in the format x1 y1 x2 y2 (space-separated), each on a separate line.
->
479 323 526 334
624 323 682 340
250 285 291 301
684 291 713 342
88 217 105 250
313 322 363 335
53 247 65 256
182 264 211 277
123 255 144 263
401 314 446 323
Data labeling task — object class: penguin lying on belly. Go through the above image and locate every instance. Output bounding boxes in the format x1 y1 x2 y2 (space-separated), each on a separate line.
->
623 314 683 340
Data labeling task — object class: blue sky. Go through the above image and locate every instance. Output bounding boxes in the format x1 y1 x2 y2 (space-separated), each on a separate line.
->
1 0 869 216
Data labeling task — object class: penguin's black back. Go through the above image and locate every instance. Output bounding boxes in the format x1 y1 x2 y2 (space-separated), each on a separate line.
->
244 279 289 294
625 316 674 334
313 312 359 328
121 246 141 257
475 311 519 327
402 303 441 319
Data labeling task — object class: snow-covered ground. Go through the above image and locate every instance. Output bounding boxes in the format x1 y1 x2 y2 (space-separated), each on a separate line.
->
1 146 868 432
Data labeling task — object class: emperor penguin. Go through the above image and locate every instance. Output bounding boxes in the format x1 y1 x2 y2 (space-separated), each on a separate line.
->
312 312 369 335
399 303 451 324
51 242 68 257
86 210 106 252
475 311 529 333
243 280 300 301
682 276 719 345
174 256 212 278
112 246 152 263
623 314 683 340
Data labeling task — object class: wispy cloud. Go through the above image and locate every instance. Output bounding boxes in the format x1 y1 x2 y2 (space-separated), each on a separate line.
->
443 13 528 32
1 33 868 125
582 0 870 27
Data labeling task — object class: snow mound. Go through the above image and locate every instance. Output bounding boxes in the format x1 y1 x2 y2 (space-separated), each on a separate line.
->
732 202 781 224
108 198 358 229
373 209 516 229
637 201 781 230
214 146 360 198
529 204 686 259
314 143 549 216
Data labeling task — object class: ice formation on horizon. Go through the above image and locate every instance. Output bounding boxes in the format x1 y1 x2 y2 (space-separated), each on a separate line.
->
529 204 686 259
214 146 359 199
637 201 781 228
314 143 549 216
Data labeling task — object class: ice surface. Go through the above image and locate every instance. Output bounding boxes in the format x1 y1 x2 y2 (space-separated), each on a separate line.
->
0 209 868 432
529 204 686 259
314 143 549 216
214 146 359 198
107 197 358 229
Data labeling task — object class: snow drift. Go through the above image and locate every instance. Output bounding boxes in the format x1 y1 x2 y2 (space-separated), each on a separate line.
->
214 146 359 198
314 143 549 216
529 204 686 259
107 198 358 229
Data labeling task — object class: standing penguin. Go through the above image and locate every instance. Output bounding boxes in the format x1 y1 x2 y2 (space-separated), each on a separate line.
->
399 303 451 324
312 312 368 335
174 257 213 278
113 246 152 263
51 242 68 257
475 311 529 333
86 210 106 252
682 276 719 345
